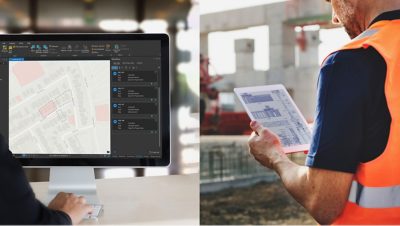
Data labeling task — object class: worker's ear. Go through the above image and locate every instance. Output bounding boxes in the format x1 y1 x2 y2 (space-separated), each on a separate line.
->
332 10 341 24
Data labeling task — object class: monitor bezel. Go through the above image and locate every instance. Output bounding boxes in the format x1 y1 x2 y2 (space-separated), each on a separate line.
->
2 33 170 167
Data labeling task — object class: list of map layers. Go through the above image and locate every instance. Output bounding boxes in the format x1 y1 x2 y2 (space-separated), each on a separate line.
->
112 103 158 115
112 86 158 99
112 119 158 131
112 70 158 84
111 74 159 132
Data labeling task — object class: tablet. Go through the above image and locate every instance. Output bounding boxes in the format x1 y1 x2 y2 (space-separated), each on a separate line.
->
234 84 311 153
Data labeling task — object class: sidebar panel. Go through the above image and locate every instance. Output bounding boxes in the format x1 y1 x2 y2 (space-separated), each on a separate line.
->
0 57 8 140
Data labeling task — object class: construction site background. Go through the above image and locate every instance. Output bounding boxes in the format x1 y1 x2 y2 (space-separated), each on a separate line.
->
200 0 349 224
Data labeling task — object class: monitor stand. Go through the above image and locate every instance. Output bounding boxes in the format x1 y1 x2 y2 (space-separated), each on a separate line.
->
47 167 100 205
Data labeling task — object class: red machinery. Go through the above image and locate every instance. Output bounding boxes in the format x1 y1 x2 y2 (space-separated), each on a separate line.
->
200 55 251 135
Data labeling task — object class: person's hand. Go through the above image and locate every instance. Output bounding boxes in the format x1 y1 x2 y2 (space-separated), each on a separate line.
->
248 121 286 169
48 192 93 225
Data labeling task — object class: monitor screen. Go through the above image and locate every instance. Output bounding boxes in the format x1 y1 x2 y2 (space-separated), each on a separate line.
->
0 34 170 166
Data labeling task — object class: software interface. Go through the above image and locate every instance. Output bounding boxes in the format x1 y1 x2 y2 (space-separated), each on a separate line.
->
0 40 162 158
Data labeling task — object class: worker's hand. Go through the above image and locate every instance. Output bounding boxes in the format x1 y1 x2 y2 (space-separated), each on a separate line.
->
248 121 286 169
48 192 92 225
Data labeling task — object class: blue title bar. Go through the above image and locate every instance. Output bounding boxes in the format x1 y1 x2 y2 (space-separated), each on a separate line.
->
9 58 25 61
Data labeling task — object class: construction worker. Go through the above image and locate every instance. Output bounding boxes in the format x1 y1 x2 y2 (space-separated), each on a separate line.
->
200 54 222 127
248 0 400 224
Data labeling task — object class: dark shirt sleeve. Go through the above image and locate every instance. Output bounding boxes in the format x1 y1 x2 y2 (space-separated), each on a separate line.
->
0 135 72 225
305 47 388 173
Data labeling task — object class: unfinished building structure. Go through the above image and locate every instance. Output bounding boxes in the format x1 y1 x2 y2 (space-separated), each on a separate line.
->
200 0 334 122
200 0 343 188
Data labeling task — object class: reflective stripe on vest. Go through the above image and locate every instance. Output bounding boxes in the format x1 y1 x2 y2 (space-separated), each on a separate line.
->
348 181 400 208
352 29 380 41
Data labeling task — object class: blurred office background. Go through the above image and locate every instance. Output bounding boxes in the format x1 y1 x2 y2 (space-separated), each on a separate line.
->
200 0 349 224
0 0 199 180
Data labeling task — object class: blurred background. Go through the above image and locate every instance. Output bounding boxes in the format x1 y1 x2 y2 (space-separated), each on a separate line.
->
0 0 200 180
199 0 349 224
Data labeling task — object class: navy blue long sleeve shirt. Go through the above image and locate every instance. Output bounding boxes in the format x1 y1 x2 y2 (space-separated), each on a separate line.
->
305 10 400 173
0 135 72 225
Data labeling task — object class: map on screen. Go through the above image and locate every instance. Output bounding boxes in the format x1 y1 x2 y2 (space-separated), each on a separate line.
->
9 60 110 155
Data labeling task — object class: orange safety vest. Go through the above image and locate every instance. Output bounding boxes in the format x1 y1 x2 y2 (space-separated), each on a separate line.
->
330 19 400 224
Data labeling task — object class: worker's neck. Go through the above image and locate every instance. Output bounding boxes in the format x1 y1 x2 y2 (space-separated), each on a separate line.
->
365 2 400 27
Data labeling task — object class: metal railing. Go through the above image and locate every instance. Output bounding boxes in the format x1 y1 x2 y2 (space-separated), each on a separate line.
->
200 136 307 183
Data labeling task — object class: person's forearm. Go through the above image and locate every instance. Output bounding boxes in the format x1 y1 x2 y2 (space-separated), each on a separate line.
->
270 153 311 209
270 152 341 224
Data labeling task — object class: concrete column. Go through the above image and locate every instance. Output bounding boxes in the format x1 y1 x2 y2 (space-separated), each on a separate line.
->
233 39 268 112
235 39 254 72
293 30 321 122
234 39 256 90
200 33 208 56
268 20 296 68
298 30 321 67
268 22 296 83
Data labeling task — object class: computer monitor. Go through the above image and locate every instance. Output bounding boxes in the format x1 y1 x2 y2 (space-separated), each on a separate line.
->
0 34 170 204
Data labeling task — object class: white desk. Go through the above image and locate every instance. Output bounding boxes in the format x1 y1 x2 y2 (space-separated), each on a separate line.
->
31 174 199 225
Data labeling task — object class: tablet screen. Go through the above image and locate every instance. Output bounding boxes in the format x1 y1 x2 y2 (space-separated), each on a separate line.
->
234 84 311 153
